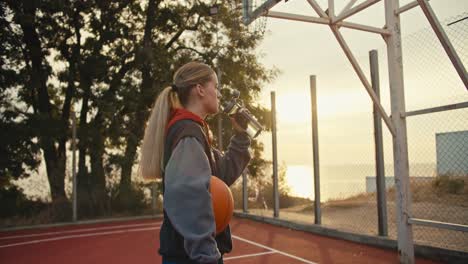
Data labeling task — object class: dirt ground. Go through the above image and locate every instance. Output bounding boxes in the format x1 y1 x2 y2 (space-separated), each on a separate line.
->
242 200 468 253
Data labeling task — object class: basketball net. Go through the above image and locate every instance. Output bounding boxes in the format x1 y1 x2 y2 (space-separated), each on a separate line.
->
249 0 268 37
247 0 267 36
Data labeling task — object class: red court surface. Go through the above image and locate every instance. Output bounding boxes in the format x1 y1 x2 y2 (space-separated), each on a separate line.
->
0 217 440 264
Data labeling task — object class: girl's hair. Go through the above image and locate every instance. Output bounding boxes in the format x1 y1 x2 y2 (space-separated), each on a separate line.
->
139 62 215 181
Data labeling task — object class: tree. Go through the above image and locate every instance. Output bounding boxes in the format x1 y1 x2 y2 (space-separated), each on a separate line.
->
110 0 277 209
0 3 41 189
1 1 71 214
1 0 276 218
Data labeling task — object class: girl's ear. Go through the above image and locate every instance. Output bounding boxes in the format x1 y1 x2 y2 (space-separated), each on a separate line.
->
195 84 205 97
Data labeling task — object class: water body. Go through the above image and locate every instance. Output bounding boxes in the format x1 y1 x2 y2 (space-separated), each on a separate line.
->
285 163 436 201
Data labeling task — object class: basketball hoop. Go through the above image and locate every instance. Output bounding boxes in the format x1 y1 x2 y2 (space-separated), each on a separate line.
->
248 0 268 37
210 1 267 40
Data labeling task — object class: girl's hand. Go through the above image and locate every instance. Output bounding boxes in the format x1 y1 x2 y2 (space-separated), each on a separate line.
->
230 112 248 134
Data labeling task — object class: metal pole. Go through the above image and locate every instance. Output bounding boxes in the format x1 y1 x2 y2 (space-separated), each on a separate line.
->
306 0 327 18
328 0 335 19
152 183 157 214
403 101 468 117
370 50 388 236
339 0 358 16
242 171 248 213
395 0 430 15
217 67 223 151
72 110 77 222
266 12 390 36
384 0 415 263
310 76 321 225
408 218 468 232
217 117 223 150
271 91 279 218
334 0 381 23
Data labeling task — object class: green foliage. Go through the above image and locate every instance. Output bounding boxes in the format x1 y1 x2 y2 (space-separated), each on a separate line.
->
231 162 299 209
1 0 276 217
111 182 149 215
0 114 41 186
0 186 46 218
0 3 41 187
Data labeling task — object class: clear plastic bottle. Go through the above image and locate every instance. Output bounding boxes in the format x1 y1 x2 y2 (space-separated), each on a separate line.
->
221 89 263 139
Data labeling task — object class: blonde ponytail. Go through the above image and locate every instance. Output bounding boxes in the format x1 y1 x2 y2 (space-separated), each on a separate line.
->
139 61 215 182
139 87 181 181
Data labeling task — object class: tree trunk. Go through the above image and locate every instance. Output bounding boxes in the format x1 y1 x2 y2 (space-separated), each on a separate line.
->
76 73 93 217
89 115 109 215
115 0 165 213
18 2 68 211
118 0 158 201
90 60 134 213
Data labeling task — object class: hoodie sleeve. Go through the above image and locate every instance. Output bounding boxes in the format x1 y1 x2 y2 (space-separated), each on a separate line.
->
164 137 221 264
212 132 251 187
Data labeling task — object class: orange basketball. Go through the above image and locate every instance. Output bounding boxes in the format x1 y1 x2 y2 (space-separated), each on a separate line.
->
210 176 234 235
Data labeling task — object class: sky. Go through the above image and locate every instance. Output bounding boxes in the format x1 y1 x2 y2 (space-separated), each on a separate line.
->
14 0 468 201
249 0 468 168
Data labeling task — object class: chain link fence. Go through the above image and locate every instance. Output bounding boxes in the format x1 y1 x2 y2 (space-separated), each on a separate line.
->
238 12 468 253
402 12 468 252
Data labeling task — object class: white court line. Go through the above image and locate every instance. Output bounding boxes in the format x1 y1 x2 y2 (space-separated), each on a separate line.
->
0 222 162 240
0 226 160 249
224 251 277 261
232 235 318 264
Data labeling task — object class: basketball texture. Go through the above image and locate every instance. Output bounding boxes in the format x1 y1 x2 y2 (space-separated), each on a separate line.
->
210 176 234 234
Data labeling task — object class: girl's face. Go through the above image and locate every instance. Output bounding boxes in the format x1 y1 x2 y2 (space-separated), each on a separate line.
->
200 74 220 115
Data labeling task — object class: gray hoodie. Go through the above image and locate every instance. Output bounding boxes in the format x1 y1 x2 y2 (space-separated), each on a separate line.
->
163 133 251 263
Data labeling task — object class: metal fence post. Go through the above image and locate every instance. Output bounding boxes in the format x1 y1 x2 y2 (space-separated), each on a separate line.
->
310 75 322 225
271 91 279 218
370 50 388 236
72 110 77 222
152 182 157 215
217 67 223 151
242 171 248 213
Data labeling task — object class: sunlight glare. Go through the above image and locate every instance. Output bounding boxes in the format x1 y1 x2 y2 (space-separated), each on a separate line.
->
275 91 362 124
285 165 314 199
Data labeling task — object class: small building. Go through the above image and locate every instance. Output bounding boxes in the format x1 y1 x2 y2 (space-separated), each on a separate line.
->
436 130 468 176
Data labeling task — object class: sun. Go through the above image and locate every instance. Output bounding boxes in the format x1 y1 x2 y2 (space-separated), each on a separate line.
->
285 165 314 199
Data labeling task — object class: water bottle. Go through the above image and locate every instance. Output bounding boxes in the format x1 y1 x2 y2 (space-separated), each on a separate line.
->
220 88 263 139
